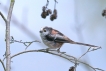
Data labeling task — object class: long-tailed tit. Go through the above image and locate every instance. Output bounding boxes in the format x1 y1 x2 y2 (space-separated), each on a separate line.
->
40 26 99 51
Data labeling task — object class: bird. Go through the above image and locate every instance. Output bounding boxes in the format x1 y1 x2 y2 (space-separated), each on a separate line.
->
39 26 99 52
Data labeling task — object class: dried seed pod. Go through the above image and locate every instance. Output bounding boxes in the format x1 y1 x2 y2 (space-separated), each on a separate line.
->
47 9 52 14
46 9 52 16
69 66 75 71
50 13 57 21
46 10 49 16
50 14 54 21
53 9 57 15
102 9 106 17
41 12 47 19
53 14 57 19
42 6 46 12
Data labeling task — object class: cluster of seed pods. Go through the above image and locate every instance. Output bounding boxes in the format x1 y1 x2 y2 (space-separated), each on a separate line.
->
41 0 58 21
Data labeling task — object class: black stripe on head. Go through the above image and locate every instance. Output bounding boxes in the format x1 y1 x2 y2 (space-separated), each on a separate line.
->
43 26 52 32
44 26 64 36
43 26 52 29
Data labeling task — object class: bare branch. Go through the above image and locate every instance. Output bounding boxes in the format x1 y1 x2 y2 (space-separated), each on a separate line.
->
0 59 6 71
78 46 101 60
10 49 104 71
10 36 41 50
11 39 40 45
54 0 58 3
79 60 105 71
94 68 105 71
11 49 77 63
54 0 58 9
75 46 103 71
0 11 7 23
46 0 49 7
6 0 15 71
78 47 91 60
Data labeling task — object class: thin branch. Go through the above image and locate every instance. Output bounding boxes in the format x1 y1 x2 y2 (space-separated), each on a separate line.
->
0 11 7 23
78 46 101 60
10 36 41 50
78 47 91 60
0 59 6 71
6 0 15 71
11 49 77 63
74 59 78 71
54 0 58 9
76 46 103 71
25 43 32 50
54 0 58 3
79 60 105 71
94 68 105 71
11 49 104 71
11 39 40 44
46 0 49 8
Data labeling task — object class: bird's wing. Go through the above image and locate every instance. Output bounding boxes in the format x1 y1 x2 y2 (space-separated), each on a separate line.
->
45 28 74 43
45 33 72 43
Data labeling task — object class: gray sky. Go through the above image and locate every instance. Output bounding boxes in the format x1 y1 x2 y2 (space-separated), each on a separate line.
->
0 0 106 71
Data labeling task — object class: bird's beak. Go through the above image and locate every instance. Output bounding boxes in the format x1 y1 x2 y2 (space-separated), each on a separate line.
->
39 27 43 33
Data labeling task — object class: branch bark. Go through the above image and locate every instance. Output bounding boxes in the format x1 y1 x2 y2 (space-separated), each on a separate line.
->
6 0 15 71
10 49 104 71
11 49 76 63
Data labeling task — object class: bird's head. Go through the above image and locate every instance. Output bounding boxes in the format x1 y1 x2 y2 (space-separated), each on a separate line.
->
40 26 52 36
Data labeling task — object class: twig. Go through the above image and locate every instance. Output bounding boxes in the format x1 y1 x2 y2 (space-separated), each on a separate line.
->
78 46 101 60
78 47 91 60
24 40 41 50
0 59 6 71
6 0 15 71
0 11 7 23
10 49 104 71
54 0 58 3
74 59 78 71
11 39 40 43
46 0 49 7
94 68 105 71
10 36 41 50
75 46 102 71
79 60 105 71
10 49 74 64
54 0 58 9
11 49 77 63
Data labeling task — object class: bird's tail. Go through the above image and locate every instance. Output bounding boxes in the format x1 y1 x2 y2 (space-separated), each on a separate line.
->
70 41 99 47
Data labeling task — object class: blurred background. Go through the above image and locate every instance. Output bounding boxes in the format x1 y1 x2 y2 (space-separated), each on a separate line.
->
0 0 106 71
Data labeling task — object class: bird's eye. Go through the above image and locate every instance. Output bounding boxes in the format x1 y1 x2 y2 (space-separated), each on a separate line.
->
43 29 46 32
